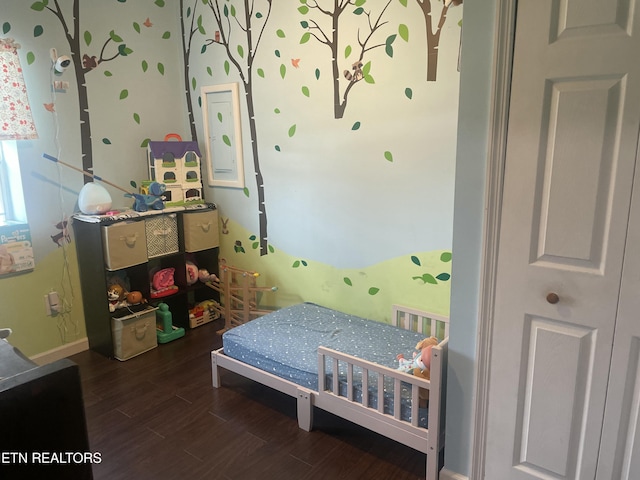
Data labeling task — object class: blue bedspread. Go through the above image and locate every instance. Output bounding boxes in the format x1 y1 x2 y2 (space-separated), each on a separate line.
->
222 303 430 425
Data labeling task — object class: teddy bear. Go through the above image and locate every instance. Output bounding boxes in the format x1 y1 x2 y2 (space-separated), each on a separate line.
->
397 336 439 407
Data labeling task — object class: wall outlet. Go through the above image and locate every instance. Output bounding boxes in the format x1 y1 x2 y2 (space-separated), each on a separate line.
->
44 291 59 316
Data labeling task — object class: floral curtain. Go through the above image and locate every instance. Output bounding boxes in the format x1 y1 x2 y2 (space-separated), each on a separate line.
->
0 38 37 140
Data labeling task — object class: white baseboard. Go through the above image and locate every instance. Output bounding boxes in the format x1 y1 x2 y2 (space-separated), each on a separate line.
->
30 337 89 365
440 469 469 480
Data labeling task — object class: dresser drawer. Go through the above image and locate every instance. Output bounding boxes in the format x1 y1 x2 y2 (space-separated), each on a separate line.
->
101 221 147 270
182 210 219 252
145 214 179 258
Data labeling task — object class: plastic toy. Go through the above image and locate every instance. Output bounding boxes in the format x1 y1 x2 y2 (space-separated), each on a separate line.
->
107 283 128 312
155 302 185 343
125 181 166 212
185 260 199 285
147 133 204 207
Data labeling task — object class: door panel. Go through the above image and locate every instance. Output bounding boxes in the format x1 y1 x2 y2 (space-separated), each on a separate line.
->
485 0 640 478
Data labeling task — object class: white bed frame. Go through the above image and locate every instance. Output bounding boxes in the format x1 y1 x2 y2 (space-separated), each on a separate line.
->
211 304 449 480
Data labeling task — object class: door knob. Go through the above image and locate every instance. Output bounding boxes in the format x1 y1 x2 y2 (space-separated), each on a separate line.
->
546 292 560 304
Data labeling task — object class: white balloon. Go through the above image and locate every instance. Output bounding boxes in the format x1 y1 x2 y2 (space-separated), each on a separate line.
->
78 182 112 214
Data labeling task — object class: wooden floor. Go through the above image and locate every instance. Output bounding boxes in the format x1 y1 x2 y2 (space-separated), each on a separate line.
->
68 319 427 480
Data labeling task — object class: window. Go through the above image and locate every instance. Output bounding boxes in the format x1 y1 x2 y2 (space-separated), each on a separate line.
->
0 141 27 225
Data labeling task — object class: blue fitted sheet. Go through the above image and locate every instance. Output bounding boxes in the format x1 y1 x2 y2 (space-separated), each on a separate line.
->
222 302 430 426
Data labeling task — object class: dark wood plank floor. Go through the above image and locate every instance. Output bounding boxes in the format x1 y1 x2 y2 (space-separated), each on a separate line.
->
68 319 427 480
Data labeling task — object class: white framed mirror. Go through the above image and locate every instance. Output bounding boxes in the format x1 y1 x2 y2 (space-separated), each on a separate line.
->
201 83 245 188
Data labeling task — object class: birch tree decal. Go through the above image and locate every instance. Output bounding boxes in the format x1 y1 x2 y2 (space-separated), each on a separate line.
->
179 0 205 142
203 0 273 256
400 0 455 82
30 0 132 182
298 0 397 119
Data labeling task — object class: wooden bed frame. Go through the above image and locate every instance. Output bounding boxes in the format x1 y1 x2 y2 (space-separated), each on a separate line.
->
211 304 449 480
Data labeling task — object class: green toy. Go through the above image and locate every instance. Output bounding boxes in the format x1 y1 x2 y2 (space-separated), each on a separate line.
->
156 302 185 343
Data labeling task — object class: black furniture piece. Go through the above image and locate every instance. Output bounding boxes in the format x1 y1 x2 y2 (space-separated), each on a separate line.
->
0 338 93 479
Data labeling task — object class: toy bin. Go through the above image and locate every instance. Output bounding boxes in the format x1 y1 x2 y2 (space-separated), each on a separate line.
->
102 220 147 270
111 306 158 361
181 210 219 252
145 213 179 258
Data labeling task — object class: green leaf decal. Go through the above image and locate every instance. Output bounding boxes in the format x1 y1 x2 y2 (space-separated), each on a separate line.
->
102 138 112 144
275 145 281 151
298 5 309 14
405 88 413 99
344 277 353 287
207 66 213 76
133 22 141 33
2 22 10 34
354 7 364 15
119 89 128 100
293 260 300 268
300 32 311 44
224 60 230 75
154 0 165 5
352 122 361 130
142 60 148 72
414 274 437 285
84 30 91 46
280 63 286 79
257 68 265 78
440 252 452 262
399 24 409 42
436 273 451 281
276 29 286 38
315 68 320 80
140 138 150 147
300 20 309 28
34 25 44 37
192 77 196 90
368 287 380 296
31 2 46 12
275 49 281 57
217 112 223 122
288 125 297 137
133 113 140 124
301 86 310 97
243 187 250 197
162 31 171 39
411 256 421 266
384 151 393 162
237 45 244 58
268 245 275 254
157 62 165 75
222 135 231 146
109 30 123 43
26 52 35 65
399 0 408 6
345 45 352 58
104 71 113 77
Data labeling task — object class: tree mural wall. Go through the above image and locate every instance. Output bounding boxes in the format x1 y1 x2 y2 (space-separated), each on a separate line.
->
31 0 132 182
298 0 398 119
202 0 274 257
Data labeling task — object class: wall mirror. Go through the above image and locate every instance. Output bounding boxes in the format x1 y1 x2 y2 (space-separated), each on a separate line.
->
201 83 245 188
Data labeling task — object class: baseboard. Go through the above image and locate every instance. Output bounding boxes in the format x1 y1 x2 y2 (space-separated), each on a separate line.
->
440 469 469 480
30 337 89 365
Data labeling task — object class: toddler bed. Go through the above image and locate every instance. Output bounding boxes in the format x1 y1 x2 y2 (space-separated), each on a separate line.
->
211 302 449 480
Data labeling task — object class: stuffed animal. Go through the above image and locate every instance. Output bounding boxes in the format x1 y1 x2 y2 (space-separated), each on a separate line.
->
198 268 219 283
397 336 439 406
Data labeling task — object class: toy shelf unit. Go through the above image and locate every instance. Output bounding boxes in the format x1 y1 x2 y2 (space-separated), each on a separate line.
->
72 205 220 359
206 263 277 333
147 133 204 208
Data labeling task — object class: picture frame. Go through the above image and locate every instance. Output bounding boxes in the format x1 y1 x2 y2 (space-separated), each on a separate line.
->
201 83 245 188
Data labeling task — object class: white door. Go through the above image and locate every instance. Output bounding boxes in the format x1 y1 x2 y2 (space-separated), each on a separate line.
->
485 1 640 479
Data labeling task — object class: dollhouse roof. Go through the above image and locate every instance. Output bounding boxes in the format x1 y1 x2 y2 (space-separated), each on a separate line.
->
148 141 202 159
